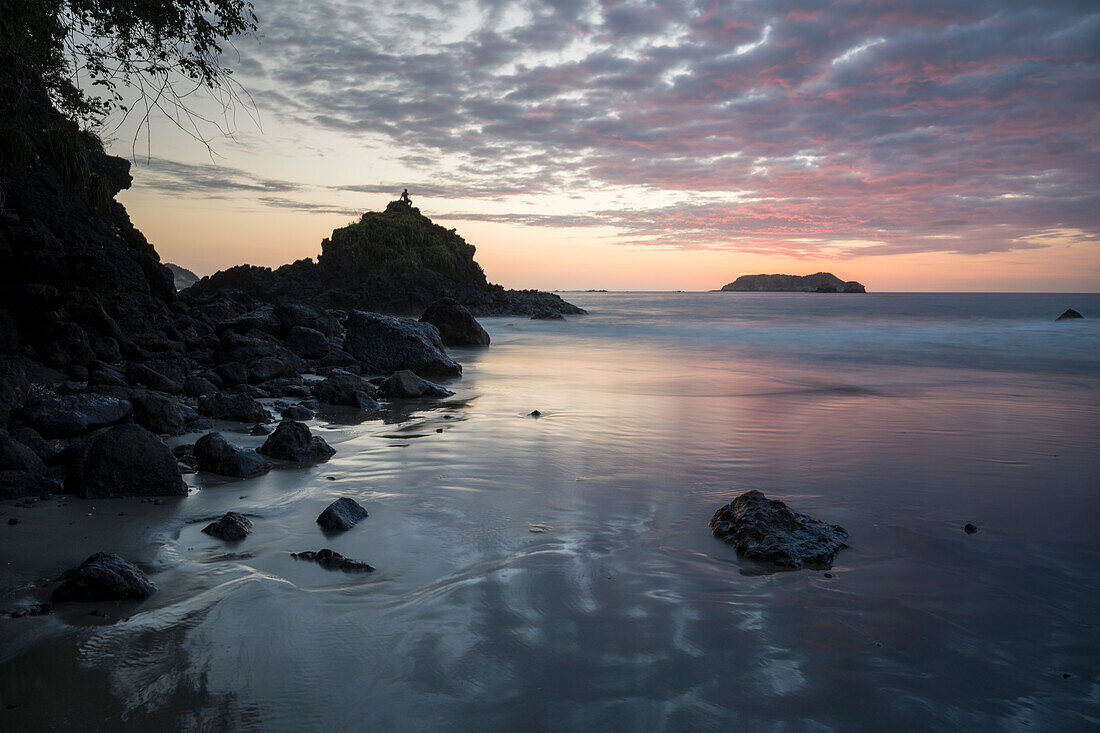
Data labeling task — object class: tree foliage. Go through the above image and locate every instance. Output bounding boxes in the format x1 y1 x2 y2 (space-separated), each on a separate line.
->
0 0 257 134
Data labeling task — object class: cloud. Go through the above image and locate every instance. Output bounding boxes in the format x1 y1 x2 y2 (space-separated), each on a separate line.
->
150 0 1100 257
132 157 302 196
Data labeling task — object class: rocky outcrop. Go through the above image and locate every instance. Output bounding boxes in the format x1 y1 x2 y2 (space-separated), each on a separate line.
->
419 298 490 346
257 420 335 462
165 263 199 291
52 553 156 602
709 490 848 569
719 273 866 293
66 423 187 498
202 512 253 541
316 497 369 532
344 311 462 378
194 432 272 478
376 370 453 398
292 548 374 572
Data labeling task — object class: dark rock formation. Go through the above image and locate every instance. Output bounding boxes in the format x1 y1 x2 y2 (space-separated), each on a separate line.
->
257 420 335 462
202 512 253 541
165 263 200 291
292 548 374 572
194 432 272 478
964 523 978 534
0 433 60 499
52 553 156 602
376 370 454 398
311 371 379 410
21 393 132 437
719 273 866 293
419 297 490 346
709 490 848 569
1056 308 1083 320
182 200 585 317
284 325 331 359
316 497 369 532
197 393 271 423
129 389 186 436
344 311 461 377
66 423 187 498
281 404 312 420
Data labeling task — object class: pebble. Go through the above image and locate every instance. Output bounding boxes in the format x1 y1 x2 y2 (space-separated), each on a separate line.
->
823 572 833 578
964 523 978 534
7 518 18 526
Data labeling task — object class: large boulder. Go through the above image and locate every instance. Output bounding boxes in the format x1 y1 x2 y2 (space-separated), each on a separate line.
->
310 371 379 410
284 325 330 359
66 423 187 498
248 353 302 384
376 370 453 398
419 298 490 346
193 432 272 478
343 311 461 378
0 434 60 499
274 303 342 337
0 359 29 428
22 393 132 438
709 490 848 570
197 393 272 423
316 497 369 532
52 553 156 602
129 389 186 436
202 512 253 541
257 420 335 462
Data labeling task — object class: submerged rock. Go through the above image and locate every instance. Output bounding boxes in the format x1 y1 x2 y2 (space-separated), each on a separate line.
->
66 424 187 498
709 490 848 569
343 311 461 378
258 420 335 462
964 523 978 534
292 548 374 572
1056 308 1083 320
376 370 453 398
316 497 369 532
194 432 272 478
52 553 157 602
21 393 132 438
419 297 490 346
202 511 253 541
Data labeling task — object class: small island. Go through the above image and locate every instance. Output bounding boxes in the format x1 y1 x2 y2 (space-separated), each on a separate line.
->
717 272 866 293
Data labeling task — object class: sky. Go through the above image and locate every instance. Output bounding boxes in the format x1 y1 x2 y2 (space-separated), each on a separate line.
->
105 0 1100 291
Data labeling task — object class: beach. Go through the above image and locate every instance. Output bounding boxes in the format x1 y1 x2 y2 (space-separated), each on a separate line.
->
2 292 1099 731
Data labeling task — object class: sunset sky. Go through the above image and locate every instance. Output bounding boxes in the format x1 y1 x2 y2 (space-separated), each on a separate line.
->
106 0 1099 291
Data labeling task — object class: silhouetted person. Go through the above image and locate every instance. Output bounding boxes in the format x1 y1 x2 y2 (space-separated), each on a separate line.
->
400 188 411 205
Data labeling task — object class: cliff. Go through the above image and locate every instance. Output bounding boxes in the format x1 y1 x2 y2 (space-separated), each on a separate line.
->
719 273 866 293
186 198 585 317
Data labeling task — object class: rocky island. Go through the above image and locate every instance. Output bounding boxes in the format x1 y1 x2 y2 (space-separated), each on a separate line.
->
718 272 866 293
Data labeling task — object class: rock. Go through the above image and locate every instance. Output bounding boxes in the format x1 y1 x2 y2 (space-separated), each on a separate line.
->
183 375 220 397
197 392 272 423
202 512 253 541
257 420 335 462
528 410 542 418
249 423 272 436
66 423 187 498
292 548 374 572
343 311 462 378
376 370 454 398
964 523 978 534
281 404 312 420
284 325 331 359
0 434 47 474
52 553 156 602
129 389 186 436
419 298 490 346
709 490 848 569
11 427 61 463
0 434 60 499
0 359 29 428
193 432 272 478
719 273 866 293
1056 308 1083 320
316 497 369 532
249 353 301 384
127 362 184 394
274 303 342 337
310 371 380 410
21 393 132 438
216 361 249 387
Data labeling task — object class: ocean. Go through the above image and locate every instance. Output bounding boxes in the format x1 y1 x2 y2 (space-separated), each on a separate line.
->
2 292 1098 731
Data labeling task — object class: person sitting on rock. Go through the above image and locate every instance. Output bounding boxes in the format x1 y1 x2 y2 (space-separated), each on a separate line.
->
400 189 411 205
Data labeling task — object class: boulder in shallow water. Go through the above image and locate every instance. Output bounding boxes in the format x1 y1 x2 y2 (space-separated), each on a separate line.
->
22 393 132 438
317 497 369 532
376 370 453 398
202 512 253 541
66 423 187 498
258 420 335 462
310 371 380 411
1056 308 1083 320
343 311 461 378
194 432 272 478
52 553 157 602
197 392 272 423
292 548 374 572
419 298 490 346
281 404 312 420
709 490 848 569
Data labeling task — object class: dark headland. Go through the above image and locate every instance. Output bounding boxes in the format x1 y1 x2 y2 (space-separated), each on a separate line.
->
717 272 867 293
